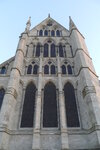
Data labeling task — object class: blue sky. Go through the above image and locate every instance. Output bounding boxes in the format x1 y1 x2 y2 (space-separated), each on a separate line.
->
0 0 100 78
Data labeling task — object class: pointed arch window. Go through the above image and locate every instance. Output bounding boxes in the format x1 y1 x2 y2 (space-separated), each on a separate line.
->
51 65 56 74
44 30 48 36
51 44 56 57
67 65 72 74
56 30 60 37
43 82 58 127
36 44 40 57
61 65 66 74
21 83 36 127
64 83 80 127
44 43 49 57
59 45 64 57
51 30 55 36
0 88 5 109
33 65 38 74
44 65 49 74
27 65 32 74
39 30 43 36
0 66 6 74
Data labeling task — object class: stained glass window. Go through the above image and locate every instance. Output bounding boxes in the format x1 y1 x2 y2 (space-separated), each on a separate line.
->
67 65 72 75
44 43 49 57
0 88 5 109
20 83 36 127
27 65 32 74
51 44 56 57
64 83 80 127
43 82 58 127
36 44 40 57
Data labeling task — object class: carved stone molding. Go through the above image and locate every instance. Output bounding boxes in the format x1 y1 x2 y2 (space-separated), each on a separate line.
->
6 87 17 99
82 86 96 98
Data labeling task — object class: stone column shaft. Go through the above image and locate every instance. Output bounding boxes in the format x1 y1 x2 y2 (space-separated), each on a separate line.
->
57 56 69 149
32 55 42 150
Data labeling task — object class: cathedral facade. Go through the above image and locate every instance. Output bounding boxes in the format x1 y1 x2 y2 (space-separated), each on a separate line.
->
0 16 100 150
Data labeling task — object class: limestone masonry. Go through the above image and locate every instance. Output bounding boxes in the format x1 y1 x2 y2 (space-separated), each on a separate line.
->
0 15 100 150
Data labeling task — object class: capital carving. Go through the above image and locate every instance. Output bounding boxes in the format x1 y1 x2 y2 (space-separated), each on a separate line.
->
82 86 96 98
6 87 17 99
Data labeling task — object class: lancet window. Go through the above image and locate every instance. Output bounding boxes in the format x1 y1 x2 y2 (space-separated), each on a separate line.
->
27 62 39 75
0 66 6 74
64 82 80 127
43 82 58 127
44 61 56 75
20 83 36 127
61 62 73 75
0 88 5 109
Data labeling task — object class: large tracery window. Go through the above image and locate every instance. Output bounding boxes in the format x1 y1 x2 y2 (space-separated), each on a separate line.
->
64 82 80 127
43 82 58 127
21 83 36 128
0 88 5 109
44 43 49 57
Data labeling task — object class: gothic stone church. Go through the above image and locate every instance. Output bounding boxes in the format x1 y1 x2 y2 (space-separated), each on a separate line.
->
0 15 100 150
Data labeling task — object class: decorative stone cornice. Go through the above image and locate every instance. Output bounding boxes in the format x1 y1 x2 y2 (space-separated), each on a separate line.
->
82 86 96 98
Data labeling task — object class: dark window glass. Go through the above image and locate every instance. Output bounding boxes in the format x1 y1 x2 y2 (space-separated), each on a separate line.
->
44 30 48 36
44 43 49 57
51 65 56 74
0 67 6 74
36 44 40 57
51 44 56 57
56 30 60 37
43 82 58 127
27 65 32 74
0 89 5 109
64 83 80 127
44 65 49 74
59 45 64 57
67 65 72 75
51 30 55 36
33 65 38 74
39 30 43 36
61 65 66 74
21 83 36 127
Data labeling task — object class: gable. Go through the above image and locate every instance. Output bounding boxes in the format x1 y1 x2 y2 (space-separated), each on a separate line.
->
29 16 69 37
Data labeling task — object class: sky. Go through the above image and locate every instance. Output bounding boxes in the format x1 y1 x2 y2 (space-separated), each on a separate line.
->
0 0 100 78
